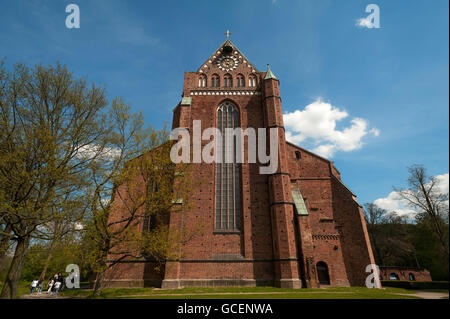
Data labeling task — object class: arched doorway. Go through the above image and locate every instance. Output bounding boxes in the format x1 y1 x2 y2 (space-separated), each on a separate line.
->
316 262 330 285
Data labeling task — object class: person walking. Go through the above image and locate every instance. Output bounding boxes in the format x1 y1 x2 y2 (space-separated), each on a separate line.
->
52 280 61 296
30 279 38 294
47 278 54 293
58 273 65 292
37 279 43 293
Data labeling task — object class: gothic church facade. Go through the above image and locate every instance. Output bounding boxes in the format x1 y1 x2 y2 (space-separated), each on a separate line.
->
104 39 376 288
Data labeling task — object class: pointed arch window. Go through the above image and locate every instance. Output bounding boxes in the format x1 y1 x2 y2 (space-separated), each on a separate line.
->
236 74 245 87
248 74 257 87
198 74 207 87
215 101 241 231
211 74 220 87
223 74 232 88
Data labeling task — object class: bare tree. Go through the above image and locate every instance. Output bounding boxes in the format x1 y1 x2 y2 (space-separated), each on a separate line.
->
363 203 388 265
395 164 449 257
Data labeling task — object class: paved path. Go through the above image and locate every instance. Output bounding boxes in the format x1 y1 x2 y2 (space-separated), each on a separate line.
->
395 291 448 299
21 292 71 299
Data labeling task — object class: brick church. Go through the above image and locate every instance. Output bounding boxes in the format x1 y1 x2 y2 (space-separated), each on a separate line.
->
104 37 377 289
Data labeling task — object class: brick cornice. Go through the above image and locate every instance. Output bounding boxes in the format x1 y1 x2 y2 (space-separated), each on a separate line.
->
270 201 295 207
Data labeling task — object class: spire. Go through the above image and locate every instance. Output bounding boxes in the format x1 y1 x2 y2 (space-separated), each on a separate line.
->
264 64 278 80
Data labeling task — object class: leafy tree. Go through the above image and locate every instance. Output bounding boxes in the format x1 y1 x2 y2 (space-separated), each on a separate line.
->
21 238 83 283
0 60 123 298
82 132 198 296
0 60 201 298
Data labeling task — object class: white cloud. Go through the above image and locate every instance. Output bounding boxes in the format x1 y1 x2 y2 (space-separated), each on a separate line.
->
283 99 379 158
356 17 373 28
374 191 416 217
434 173 449 194
374 173 449 218
76 144 121 160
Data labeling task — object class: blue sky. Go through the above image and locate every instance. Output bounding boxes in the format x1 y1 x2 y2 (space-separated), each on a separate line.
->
0 0 448 210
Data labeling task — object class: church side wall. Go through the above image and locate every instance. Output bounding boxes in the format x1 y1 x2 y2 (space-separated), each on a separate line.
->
286 144 350 286
331 178 375 286
103 171 165 287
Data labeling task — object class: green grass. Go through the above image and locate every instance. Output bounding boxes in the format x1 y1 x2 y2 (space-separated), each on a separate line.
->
0 281 33 298
60 286 426 299
120 293 421 299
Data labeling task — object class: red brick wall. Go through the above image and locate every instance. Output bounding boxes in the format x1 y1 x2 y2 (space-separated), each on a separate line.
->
331 178 376 286
380 267 432 281
162 69 277 285
287 144 350 287
104 42 376 288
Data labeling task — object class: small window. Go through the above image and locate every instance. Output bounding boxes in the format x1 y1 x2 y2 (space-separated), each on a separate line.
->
236 74 245 87
389 273 399 280
149 214 157 231
248 75 257 87
295 151 301 160
224 74 232 87
409 273 415 281
211 74 220 87
198 74 207 87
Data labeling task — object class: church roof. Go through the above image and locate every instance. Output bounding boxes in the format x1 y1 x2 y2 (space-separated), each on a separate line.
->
196 38 258 73
292 189 309 215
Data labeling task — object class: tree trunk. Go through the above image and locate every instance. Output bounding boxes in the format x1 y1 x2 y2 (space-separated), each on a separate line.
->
0 224 12 267
93 250 108 296
93 269 105 296
0 235 30 299
39 241 55 282
419 181 449 257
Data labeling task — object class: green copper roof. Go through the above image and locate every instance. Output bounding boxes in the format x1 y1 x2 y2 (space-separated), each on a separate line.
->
292 189 309 215
264 64 278 80
180 97 192 105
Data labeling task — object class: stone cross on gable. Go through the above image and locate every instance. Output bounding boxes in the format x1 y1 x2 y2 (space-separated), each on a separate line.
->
224 30 232 39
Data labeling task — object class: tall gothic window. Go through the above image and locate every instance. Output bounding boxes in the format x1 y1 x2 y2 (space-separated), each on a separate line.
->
215 101 241 230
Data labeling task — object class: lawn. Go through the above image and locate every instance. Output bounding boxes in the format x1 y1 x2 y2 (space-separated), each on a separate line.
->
59 286 431 299
0 281 34 298
2 282 446 299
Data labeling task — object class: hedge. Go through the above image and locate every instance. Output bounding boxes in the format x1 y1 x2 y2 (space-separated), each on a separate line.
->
381 280 449 290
